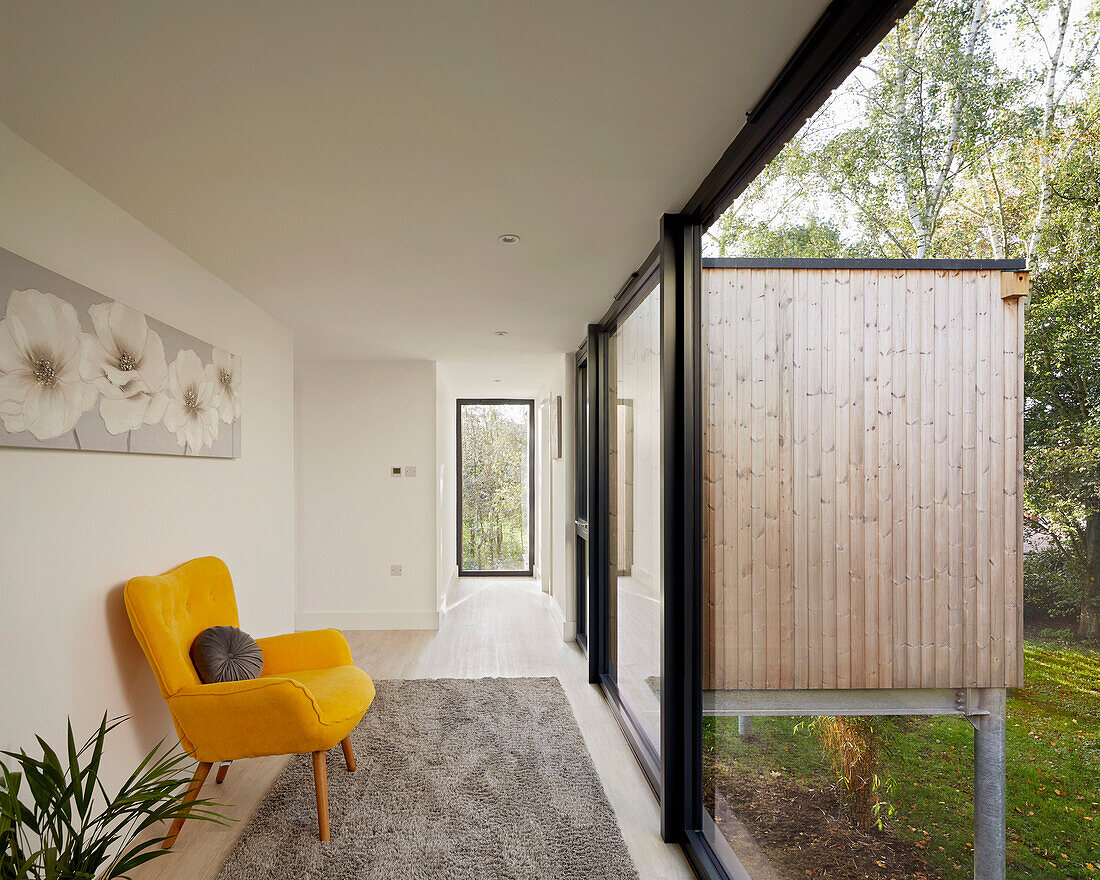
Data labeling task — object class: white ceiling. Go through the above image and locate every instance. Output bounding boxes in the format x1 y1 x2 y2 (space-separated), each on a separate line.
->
0 1 827 363
439 354 567 400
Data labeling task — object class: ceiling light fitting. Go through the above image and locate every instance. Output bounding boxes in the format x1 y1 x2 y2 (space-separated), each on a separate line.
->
498 234 520 244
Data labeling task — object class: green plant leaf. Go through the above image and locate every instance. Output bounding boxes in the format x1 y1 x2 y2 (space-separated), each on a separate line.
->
0 717 233 880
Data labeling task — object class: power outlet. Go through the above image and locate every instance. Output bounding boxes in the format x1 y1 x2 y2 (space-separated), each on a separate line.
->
390 466 403 478
404 465 417 477
390 564 402 576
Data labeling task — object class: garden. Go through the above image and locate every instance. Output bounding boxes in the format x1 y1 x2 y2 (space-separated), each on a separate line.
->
704 638 1099 879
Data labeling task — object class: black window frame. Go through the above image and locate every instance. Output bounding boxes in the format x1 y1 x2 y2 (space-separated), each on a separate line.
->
456 398 536 578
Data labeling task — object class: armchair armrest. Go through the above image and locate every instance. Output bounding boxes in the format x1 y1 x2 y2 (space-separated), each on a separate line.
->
168 677 332 762
256 628 354 675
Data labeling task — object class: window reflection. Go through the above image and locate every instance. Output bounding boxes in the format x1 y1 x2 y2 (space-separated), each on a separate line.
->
608 288 662 754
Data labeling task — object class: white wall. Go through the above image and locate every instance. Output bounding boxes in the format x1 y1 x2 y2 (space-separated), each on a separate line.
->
435 369 458 612
539 354 577 640
296 360 438 630
0 122 296 788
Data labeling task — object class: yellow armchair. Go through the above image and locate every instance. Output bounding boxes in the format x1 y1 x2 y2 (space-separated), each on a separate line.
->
124 557 374 846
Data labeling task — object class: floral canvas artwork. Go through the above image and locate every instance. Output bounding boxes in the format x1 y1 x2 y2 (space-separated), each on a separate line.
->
0 247 241 457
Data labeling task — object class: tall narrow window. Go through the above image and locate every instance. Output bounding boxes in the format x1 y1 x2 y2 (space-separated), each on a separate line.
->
457 400 534 576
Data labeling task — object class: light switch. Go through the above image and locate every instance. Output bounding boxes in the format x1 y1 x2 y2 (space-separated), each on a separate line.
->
404 465 417 477
390 565 402 576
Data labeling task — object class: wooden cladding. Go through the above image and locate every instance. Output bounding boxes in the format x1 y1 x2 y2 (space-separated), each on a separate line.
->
702 266 1025 691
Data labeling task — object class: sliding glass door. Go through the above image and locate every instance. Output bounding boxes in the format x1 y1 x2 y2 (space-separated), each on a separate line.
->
576 260 665 785
607 284 663 760
575 350 590 650
576 221 699 843
457 399 534 576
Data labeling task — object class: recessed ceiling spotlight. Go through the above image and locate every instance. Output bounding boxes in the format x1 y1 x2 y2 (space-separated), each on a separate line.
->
498 233 520 244
494 330 509 336
493 378 503 383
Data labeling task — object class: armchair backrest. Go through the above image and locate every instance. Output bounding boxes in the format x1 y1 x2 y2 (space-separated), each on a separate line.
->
124 556 240 698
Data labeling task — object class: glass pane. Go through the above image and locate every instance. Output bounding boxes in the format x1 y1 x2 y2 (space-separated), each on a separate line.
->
576 361 588 520
576 358 589 641
576 535 588 638
608 286 662 753
460 402 530 572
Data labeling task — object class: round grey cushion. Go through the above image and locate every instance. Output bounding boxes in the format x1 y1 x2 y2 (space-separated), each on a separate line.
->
190 626 264 684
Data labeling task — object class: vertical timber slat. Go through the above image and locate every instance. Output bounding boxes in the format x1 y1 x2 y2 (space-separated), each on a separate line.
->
821 270 837 688
876 270 894 689
835 268 852 690
989 272 1006 688
736 269 753 687
779 268 796 688
764 267 782 688
849 270 866 689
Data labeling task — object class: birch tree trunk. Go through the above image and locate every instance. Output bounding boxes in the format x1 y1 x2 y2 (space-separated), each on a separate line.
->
1025 0 1073 264
893 0 989 257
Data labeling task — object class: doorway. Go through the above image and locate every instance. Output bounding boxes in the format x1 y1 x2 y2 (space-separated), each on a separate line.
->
457 399 535 576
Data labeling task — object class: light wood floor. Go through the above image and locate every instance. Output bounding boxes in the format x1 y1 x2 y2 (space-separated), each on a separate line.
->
133 577 693 880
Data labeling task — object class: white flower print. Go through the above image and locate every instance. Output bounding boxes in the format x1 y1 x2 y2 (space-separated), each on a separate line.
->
80 301 169 435
0 289 97 440
162 349 220 452
206 347 241 425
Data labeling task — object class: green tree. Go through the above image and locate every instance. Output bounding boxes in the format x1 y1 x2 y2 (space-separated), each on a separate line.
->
712 216 873 259
953 0 1100 259
712 0 1099 261
792 0 1014 257
1023 87 1100 634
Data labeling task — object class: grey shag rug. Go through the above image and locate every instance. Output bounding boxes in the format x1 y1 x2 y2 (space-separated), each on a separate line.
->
216 677 641 880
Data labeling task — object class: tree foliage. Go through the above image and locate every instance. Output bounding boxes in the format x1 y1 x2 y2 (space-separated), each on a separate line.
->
0 715 228 880
713 0 1099 260
712 216 873 259
1024 85 1100 632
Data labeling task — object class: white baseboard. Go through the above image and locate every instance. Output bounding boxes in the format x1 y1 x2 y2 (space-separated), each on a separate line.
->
295 610 440 631
548 595 576 642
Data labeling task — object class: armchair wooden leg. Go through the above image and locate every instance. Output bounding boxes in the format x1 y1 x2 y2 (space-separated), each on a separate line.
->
312 751 330 842
215 761 231 784
162 761 211 850
340 736 356 772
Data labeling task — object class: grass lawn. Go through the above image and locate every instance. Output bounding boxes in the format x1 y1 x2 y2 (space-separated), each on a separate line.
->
703 639 1099 879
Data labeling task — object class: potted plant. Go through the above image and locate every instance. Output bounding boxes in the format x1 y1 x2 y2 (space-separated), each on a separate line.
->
0 714 229 879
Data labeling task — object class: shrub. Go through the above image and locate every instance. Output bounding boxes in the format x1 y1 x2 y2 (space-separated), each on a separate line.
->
1023 547 1083 622
797 716 897 831
0 714 228 880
